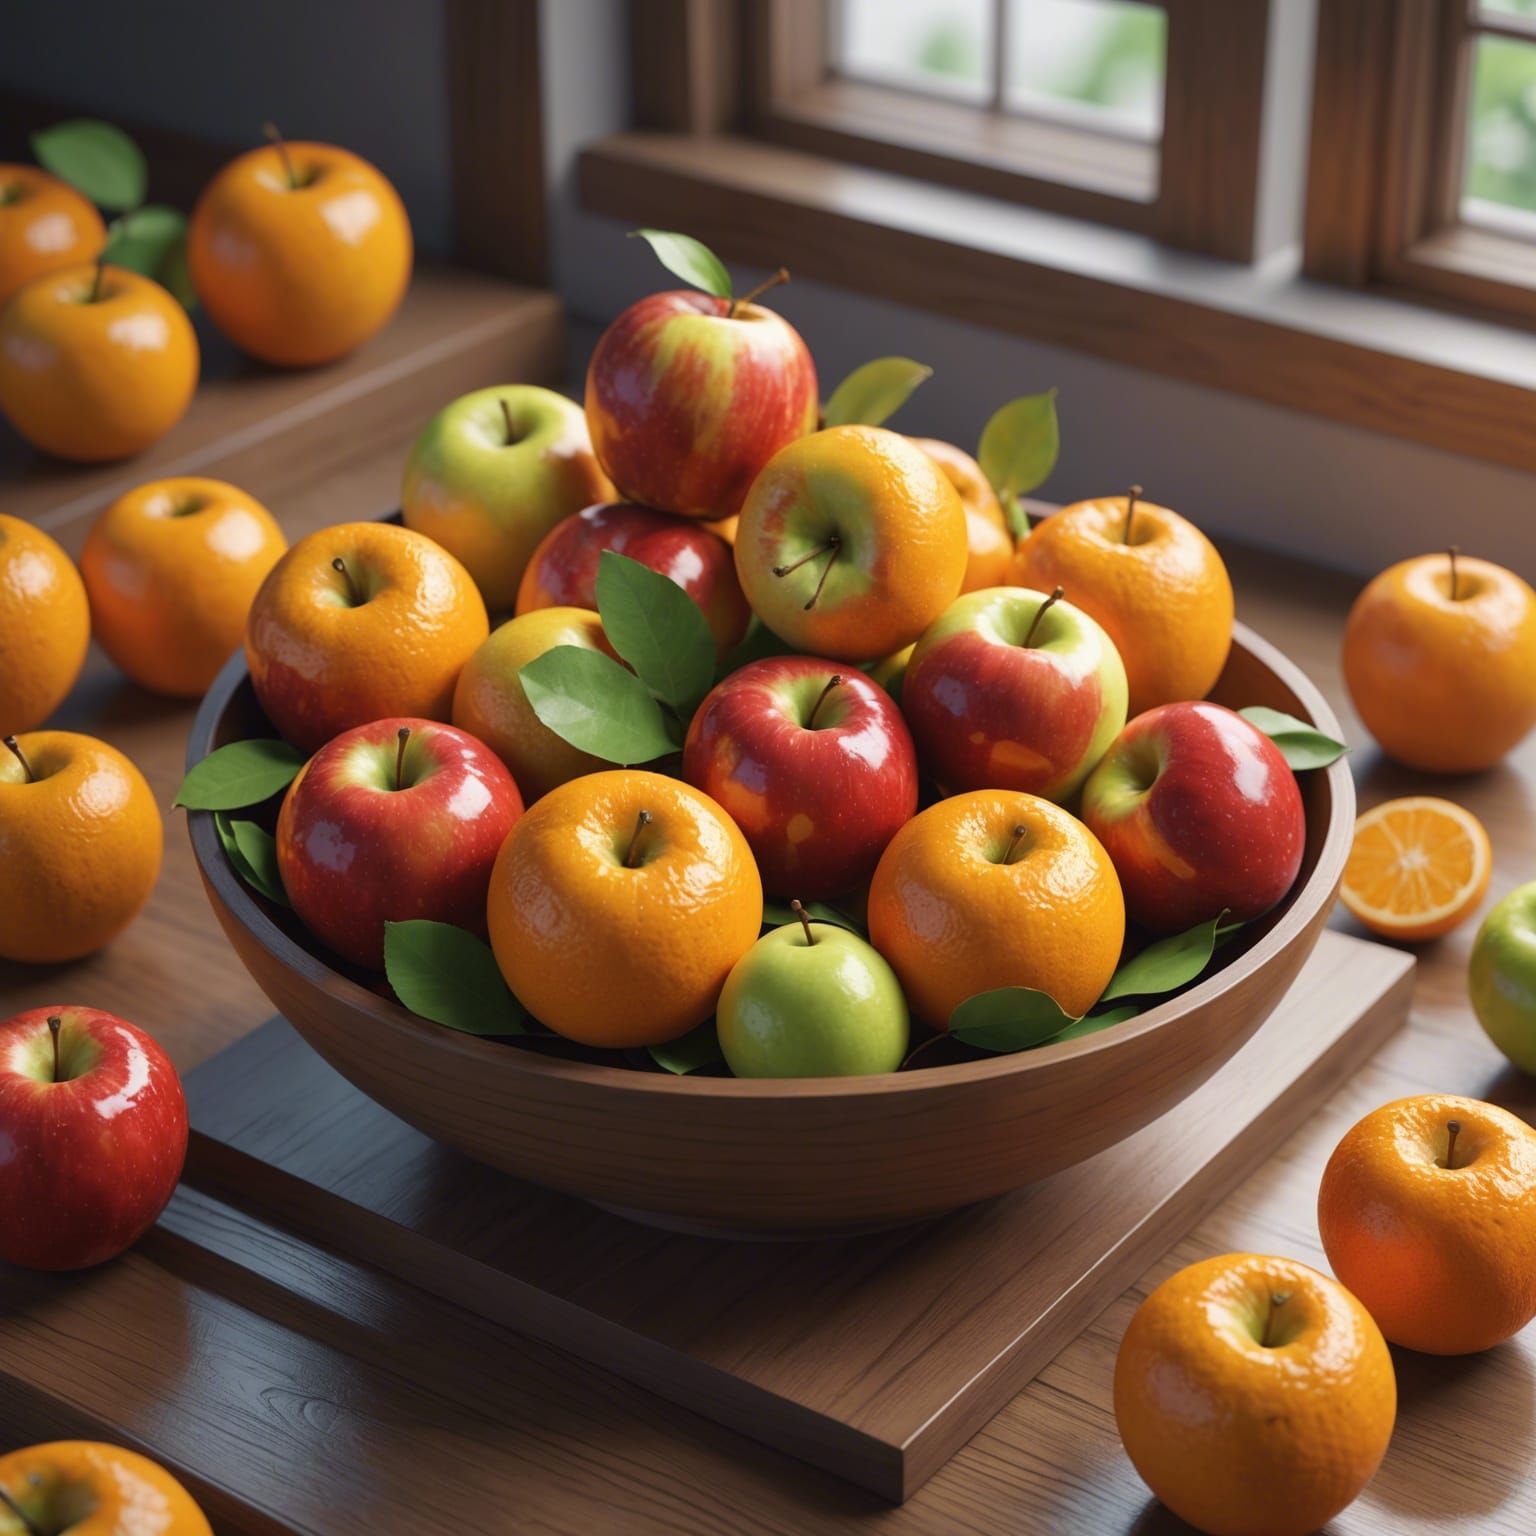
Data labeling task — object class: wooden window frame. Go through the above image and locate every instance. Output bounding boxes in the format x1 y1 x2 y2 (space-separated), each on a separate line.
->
632 0 1272 261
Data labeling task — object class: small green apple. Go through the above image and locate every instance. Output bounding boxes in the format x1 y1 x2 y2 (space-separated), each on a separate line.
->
718 906 909 1077
1470 882 1536 1074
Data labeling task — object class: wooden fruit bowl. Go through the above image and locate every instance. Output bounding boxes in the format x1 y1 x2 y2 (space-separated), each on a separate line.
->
187 624 1353 1237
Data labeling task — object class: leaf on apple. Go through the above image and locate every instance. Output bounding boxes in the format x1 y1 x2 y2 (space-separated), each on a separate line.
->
384 920 529 1036
519 645 680 764
629 228 732 300
822 357 933 430
648 1019 726 1075
761 899 864 937
1099 912 1240 1004
102 205 194 307
31 119 147 212
214 813 288 907
174 739 305 811
1238 706 1349 770
948 985 1080 1051
595 551 716 715
1052 1005 1143 1042
978 389 1060 539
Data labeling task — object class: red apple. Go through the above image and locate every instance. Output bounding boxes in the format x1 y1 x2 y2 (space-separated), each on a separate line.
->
1081 701 1305 933
0 1006 187 1270
584 290 818 519
276 717 523 968
682 657 918 899
516 501 751 660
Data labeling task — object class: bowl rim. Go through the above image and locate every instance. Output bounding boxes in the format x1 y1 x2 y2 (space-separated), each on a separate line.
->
188 620 1354 1104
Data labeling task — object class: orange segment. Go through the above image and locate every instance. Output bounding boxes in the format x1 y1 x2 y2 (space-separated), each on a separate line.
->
1339 796 1490 942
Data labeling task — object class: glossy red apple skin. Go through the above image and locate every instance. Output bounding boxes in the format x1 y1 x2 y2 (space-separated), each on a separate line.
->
0 1005 188 1271
682 656 918 899
584 290 818 520
1081 701 1306 934
516 501 751 659
276 717 523 969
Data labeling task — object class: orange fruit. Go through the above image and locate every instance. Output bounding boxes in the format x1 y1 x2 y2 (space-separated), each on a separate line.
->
246 521 487 755
1013 491 1234 716
1343 549 1536 773
0 512 89 735
0 164 106 305
0 1442 211 1536
188 138 411 367
0 731 162 963
734 425 967 662
1338 796 1490 942
1319 1093 1536 1355
487 769 763 1046
1114 1252 1395 1536
867 789 1124 1028
911 436 1014 593
80 477 287 698
0 263 198 462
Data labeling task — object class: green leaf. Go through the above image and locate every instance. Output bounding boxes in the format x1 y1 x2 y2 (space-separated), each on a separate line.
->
823 357 933 429
761 900 864 937
1238 706 1349 770
384 920 528 1036
215 814 288 906
649 1019 724 1075
519 646 679 764
157 231 196 309
595 551 716 714
629 228 732 299
978 390 1060 509
31 120 147 211
102 204 187 284
1100 914 1237 1004
1001 494 1031 543
1053 1004 1141 1042
949 986 1080 1051
175 740 305 810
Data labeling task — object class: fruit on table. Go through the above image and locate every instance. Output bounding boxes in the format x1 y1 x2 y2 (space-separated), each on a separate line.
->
1319 1094 1536 1354
718 904 909 1077
1470 881 1536 1073
910 436 1014 593
734 425 967 662
683 658 917 899
0 512 89 736
1113 1252 1394 1536
452 606 616 801
585 286 818 519
868 788 1124 1029
0 1007 187 1270
0 163 106 305
0 1442 211 1535
902 585 1127 804
246 521 487 755
1342 547 1536 773
80 477 287 697
187 131 411 367
1012 487 1234 716
0 732 161 963
1082 701 1306 934
517 500 750 660
487 769 762 1047
0 263 198 461
1338 796 1490 942
401 385 616 613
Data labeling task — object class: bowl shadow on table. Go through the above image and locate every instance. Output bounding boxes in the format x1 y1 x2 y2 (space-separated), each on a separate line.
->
1348 742 1533 822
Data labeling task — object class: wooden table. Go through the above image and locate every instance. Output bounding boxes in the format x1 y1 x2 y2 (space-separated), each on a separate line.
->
2 299 1532 1531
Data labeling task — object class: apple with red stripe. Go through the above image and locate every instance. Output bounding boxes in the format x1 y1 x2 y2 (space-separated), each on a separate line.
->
0 1006 187 1270
1082 701 1305 934
516 501 750 661
683 658 918 900
584 230 818 520
902 585 1128 804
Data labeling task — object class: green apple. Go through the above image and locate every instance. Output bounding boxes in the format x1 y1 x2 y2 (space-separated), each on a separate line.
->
1470 882 1536 1074
718 908 909 1077
401 384 615 613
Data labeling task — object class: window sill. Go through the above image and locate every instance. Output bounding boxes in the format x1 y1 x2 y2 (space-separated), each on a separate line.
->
579 132 1536 476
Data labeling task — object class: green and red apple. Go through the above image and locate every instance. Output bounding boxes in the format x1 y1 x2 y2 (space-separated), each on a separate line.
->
1471 882 1536 1074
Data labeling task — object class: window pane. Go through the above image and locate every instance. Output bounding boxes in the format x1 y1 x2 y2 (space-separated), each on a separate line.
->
834 0 993 104
1463 33 1536 227
1479 1 1536 20
1005 0 1167 139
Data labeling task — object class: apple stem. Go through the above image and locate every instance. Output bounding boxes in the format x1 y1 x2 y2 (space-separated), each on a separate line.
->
1261 1291 1291 1348
790 898 817 945
263 121 300 189
772 536 838 579
1444 1118 1462 1170
0 1487 42 1536
1448 545 1461 602
1001 823 1028 865
48 1015 61 1084
804 542 841 611
500 397 520 445
332 556 361 604
3 736 35 783
807 674 845 729
623 809 653 868
1122 485 1143 544
89 252 106 304
728 266 790 318
395 726 410 791
1021 586 1065 648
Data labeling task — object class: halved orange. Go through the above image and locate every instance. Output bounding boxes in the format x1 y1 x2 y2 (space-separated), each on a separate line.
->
1339 796 1491 942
